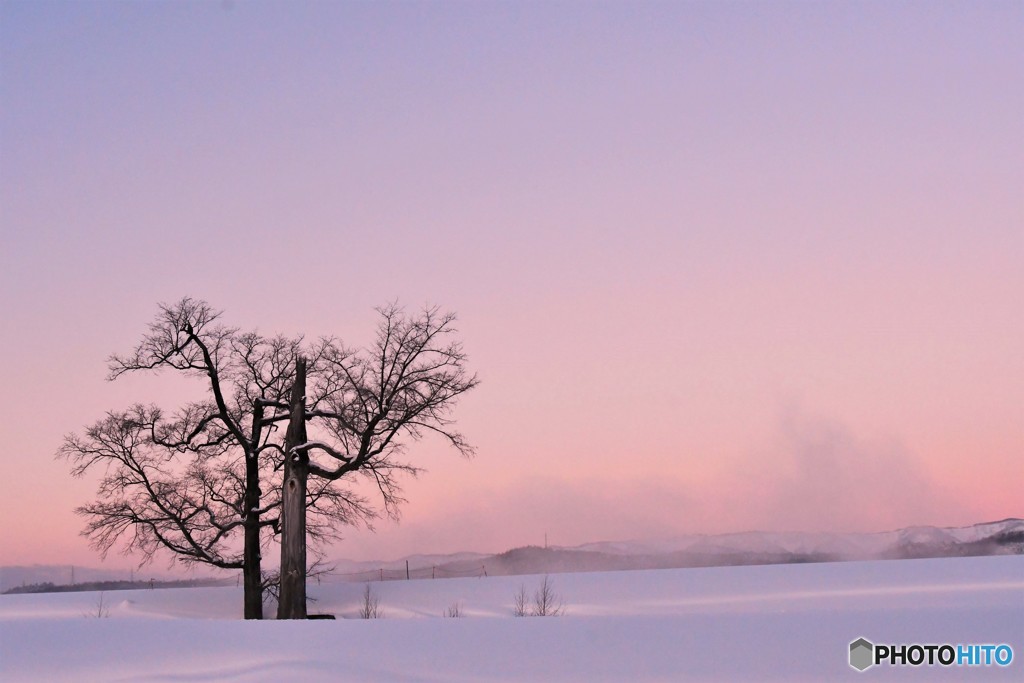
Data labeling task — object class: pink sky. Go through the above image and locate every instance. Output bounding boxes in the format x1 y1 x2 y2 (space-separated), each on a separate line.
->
1 1 1021 569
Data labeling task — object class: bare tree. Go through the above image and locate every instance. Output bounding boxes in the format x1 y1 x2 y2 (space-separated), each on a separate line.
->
59 299 372 619
276 304 479 619
60 299 475 620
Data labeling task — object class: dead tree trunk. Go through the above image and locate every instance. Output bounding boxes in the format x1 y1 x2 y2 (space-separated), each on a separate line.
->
277 357 308 619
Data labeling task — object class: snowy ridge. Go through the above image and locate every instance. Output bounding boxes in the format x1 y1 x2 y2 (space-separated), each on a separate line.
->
567 518 1021 556
423 518 1024 579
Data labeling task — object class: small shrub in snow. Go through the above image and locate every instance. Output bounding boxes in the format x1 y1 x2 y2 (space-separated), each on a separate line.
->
83 592 110 618
513 585 529 617
532 575 564 616
358 584 382 619
444 602 464 618
513 576 565 617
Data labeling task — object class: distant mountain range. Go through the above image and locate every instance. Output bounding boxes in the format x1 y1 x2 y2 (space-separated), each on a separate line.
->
4 519 1021 592
327 518 1024 581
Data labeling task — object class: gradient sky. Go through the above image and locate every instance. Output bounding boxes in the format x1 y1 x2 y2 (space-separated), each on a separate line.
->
1 1 1021 570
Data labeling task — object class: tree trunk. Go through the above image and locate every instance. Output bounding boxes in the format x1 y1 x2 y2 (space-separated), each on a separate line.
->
242 402 264 620
243 521 263 619
277 357 308 619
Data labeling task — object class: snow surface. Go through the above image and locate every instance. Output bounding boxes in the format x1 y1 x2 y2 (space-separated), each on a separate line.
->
1 556 1021 682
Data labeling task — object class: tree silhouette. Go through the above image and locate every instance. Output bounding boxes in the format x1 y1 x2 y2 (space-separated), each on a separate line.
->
60 299 374 619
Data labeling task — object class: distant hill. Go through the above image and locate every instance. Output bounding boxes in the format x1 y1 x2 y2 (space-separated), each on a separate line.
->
327 518 1024 582
5 519 1020 592
0 565 129 593
3 577 233 595
0 564 222 594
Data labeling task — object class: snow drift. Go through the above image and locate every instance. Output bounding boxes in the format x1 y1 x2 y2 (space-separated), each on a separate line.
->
1 555 1020 682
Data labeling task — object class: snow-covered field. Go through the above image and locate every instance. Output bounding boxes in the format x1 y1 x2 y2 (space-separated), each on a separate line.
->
1 556 1021 682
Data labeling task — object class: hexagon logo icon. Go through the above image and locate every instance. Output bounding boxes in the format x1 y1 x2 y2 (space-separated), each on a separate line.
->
850 638 874 671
